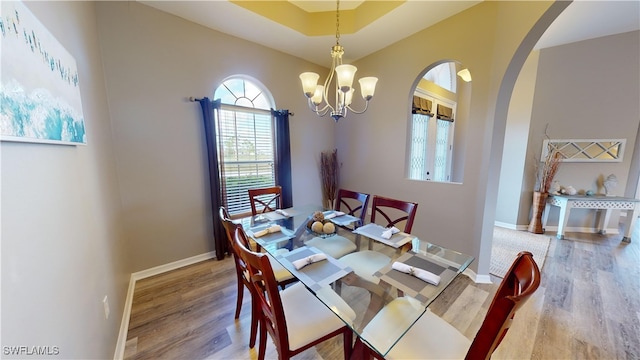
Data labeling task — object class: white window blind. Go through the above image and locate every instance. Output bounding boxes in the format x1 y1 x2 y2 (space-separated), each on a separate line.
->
217 105 275 215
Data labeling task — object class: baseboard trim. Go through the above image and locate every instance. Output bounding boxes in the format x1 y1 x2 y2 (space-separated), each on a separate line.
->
494 222 620 235
113 274 136 360
541 225 619 235
131 251 217 281
494 221 519 230
113 251 217 360
463 268 493 284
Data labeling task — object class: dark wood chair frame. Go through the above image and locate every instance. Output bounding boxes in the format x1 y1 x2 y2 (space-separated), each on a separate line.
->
219 207 296 344
219 206 259 348
465 251 541 359
248 186 282 215
371 195 419 233
334 189 371 226
363 251 541 360
233 227 353 360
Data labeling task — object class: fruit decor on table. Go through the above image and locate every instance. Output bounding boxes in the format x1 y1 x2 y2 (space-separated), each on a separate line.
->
306 211 336 238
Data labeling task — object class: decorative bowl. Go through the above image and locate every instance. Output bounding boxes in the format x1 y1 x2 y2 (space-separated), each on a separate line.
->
305 220 336 238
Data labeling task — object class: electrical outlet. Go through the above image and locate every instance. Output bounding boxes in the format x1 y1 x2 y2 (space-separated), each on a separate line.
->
103 296 110 320
367 207 372 215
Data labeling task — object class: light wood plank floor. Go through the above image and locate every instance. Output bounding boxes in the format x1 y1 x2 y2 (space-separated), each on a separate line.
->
124 224 640 360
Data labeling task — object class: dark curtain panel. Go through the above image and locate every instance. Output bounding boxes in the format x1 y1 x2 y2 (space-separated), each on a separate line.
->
198 97 228 260
437 104 454 122
272 109 293 208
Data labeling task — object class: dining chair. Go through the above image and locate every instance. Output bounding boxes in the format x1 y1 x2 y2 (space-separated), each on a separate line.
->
233 227 355 360
334 188 371 225
361 251 541 360
248 186 282 215
305 189 371 259
218 207 296 348
369 195 418 233
338 195 419 284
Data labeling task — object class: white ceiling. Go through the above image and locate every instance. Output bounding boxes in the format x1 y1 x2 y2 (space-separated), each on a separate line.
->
141 0 640 66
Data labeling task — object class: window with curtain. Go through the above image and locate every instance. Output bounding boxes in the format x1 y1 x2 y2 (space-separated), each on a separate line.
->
214 78 276 215
408 93 456 182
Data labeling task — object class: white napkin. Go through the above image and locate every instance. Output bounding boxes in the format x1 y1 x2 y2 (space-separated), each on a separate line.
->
275 209 290 217
392 261 440 286
381 226 400 239
292 253 328 270
324 211 345 220
253 225 281 238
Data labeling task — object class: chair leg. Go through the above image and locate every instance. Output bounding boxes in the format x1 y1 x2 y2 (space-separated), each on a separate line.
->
249 297 259 348
234 277 244 319
343 329 353 360
258 319 267 360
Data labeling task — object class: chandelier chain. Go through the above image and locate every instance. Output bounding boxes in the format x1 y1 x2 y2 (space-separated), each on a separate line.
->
335 0 340 45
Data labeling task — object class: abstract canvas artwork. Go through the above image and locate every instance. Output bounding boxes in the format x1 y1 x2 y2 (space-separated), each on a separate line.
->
0 1 86 145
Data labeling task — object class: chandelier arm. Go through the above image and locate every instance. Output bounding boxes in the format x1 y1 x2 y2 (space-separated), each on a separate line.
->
345 101 371 115
298 0 375 122
308 100 332 117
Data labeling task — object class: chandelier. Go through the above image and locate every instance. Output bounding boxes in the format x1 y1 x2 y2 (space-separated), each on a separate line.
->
299 0 378 122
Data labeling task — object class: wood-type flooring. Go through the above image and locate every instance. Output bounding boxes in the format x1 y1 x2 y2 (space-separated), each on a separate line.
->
124 225 640 359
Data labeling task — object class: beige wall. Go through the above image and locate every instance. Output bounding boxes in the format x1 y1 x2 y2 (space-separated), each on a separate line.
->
495 52 540 226
335 1 564 274
495 29 640 231
94 1 335 272
520 30 640 229
1 2 128 358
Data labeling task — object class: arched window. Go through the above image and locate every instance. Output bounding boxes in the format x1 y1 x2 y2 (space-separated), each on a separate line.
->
213 77 278 215
423 62 457 93
409 61 463 182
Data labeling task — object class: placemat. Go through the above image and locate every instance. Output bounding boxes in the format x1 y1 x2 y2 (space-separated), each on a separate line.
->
353 223 414 248
247 225 295 247
374 251 458 303
276 246 353 291
329 214 361 227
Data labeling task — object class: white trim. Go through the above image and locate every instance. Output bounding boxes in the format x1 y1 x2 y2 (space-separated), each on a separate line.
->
494 221 518 230
113 251 217 360
131 251 216 281
113 275 136 360
494 222 619 235
542 225 619 235
462 268 494 284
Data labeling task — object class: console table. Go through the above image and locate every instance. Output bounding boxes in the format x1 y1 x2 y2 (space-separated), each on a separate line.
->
543 194 639 242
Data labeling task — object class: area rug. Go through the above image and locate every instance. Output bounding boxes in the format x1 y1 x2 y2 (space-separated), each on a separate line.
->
490 227 551 278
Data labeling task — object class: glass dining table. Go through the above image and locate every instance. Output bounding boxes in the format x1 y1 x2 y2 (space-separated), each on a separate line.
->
237 204 475 357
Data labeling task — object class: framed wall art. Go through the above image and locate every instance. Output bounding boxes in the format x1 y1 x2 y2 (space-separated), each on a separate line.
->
1 1 86 145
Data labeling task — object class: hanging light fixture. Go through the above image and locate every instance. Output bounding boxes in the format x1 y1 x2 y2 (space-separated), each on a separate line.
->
299 0 378 122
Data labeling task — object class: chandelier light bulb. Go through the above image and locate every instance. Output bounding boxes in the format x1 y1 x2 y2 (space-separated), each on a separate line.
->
299 72 320 98
359 77 378 100
311 85 324 106
335 64 357 93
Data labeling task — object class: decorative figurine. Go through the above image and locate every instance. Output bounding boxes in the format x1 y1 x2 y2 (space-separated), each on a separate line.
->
603 174 618 196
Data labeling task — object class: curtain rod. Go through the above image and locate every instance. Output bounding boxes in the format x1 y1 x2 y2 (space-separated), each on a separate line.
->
189 96 293 116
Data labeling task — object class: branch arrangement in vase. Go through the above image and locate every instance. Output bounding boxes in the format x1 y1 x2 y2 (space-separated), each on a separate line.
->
320 149 338 208
537 143 562 193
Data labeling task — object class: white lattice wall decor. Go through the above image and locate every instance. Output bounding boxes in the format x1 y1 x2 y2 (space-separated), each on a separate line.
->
541 139 625 162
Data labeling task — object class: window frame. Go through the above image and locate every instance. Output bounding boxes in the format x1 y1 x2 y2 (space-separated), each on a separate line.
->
214 77 277 217
408 89 456 182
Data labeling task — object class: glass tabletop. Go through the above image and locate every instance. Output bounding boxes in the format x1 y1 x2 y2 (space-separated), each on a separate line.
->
238 204 474 356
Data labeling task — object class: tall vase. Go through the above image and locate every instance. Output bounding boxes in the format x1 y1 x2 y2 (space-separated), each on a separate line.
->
527 191 548 234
